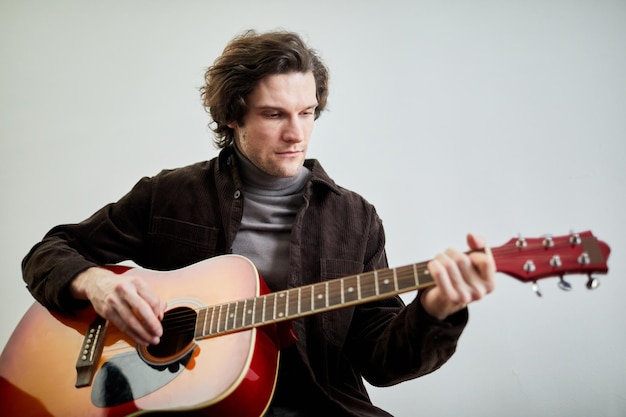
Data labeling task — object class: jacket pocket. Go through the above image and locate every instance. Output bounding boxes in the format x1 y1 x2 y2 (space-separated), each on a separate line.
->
320 258 364 347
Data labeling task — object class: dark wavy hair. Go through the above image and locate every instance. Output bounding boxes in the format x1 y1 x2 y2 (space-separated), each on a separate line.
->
200 30 329 148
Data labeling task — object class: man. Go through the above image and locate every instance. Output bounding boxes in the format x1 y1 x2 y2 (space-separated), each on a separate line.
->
22 30 495 416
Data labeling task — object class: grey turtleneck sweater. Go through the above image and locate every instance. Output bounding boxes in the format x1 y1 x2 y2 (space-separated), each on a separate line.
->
231 147 312 292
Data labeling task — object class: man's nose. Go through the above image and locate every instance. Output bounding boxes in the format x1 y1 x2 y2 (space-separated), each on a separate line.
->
283 116 305 142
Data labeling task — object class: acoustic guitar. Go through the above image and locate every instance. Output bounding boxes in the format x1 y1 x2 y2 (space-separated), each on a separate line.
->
0 231 610 416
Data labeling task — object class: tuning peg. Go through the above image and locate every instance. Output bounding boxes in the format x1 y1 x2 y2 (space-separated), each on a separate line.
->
569 232 582 245
557 276 573 292
586 275 600 290
532 281 542 297
542 235 555 248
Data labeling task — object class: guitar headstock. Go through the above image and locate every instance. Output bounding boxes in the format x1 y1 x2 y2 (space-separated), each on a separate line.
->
492 231 610 295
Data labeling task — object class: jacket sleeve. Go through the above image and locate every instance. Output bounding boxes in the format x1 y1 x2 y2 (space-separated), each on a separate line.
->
22 176 155 313
346 210 468 387
349 293 468 387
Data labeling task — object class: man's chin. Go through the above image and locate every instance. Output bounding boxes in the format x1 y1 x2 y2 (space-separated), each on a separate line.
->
271 164 303 178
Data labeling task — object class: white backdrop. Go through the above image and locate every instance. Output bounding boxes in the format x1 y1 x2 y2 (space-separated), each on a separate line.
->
1 1 625 416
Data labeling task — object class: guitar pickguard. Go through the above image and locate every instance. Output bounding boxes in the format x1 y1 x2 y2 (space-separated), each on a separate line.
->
91 347 195 408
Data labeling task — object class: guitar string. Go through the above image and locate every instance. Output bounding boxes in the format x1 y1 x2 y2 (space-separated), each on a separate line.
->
107 244 533 340
104 242 570 342
120 263 434 341
95 264 434 360
99 239 596 355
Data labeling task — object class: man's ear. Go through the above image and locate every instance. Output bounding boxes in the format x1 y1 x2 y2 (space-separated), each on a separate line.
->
227 121 237 129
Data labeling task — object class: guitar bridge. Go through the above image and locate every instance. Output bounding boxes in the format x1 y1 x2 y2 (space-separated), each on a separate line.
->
75 316 108 388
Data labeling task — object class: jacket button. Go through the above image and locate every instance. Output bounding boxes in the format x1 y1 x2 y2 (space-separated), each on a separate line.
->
234 190 241 199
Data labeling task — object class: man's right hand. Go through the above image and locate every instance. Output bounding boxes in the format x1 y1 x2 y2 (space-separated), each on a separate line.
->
70 267 166 346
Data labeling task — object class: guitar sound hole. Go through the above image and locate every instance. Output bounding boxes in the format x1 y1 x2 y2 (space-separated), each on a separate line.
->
144 306 197 361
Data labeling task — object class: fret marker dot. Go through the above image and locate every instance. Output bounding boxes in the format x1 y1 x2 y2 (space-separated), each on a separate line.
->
278 313 284 317
317 294 323 299
247 310 252 314
229 313 234 318
279 293 285 298
383 279 390 285
348 287 354 292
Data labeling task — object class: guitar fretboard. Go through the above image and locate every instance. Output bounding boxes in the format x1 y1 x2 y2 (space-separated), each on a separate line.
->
191 231 611 340
194 262 434 339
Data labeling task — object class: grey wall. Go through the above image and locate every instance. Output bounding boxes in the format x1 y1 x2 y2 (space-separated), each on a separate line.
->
1 1 625 416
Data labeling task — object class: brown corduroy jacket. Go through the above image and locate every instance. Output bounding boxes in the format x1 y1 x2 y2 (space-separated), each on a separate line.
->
22 146 468 416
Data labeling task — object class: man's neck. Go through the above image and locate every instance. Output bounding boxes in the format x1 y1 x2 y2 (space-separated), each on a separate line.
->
234 145 309 194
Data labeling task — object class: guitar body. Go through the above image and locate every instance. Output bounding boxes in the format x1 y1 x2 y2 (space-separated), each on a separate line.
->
0 231 612 416
0 255 280 416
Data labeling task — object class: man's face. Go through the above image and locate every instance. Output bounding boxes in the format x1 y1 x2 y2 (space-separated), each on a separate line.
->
230 71 318 178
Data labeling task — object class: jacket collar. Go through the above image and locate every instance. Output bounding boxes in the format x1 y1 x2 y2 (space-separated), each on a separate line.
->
304 158 341 195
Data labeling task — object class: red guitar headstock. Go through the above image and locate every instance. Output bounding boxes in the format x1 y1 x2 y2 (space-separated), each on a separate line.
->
492 231 610 295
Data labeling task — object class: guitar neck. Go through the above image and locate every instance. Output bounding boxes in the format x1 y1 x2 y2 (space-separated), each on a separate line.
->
194 261 434 339
193 230 611 340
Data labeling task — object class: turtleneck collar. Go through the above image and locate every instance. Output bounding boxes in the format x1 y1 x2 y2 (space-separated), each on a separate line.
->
234 145 311 195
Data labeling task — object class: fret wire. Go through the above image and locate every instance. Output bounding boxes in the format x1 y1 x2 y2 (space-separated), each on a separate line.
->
272 294 278 320
198 262 439 335
233 300 245 329
241 299 247 327
194 308 201 337
222 303 227 331
261 296 266 323
226 303 231 331
270 293 278 321
365 270 383 298
209 306 216 335
312 283 320 311
298 287 302 315
250 297 257 324
374 270 379 295
195 308 205 338
325 281 329 308
340 278 345 304
202 307 209 336
252 297 263 324
216 305 223 333
223 304 229 331
393 268 399 291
